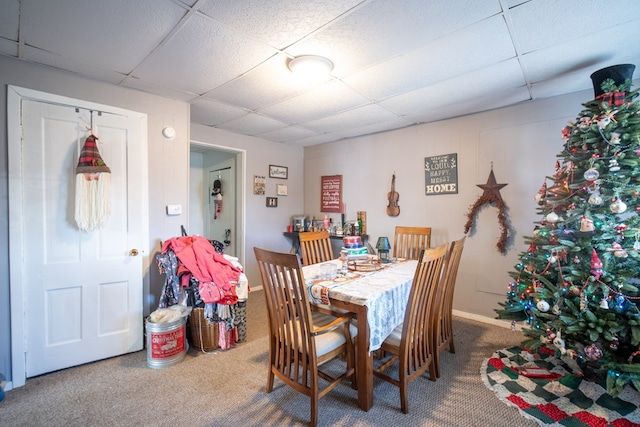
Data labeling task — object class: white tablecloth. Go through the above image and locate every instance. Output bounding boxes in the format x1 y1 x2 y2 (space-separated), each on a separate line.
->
304 259 417 351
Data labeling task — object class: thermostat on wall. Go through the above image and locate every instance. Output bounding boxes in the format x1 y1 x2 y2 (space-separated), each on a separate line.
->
166 204 182 215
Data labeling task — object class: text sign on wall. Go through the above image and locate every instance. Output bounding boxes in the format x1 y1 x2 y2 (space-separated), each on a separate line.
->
321 175 342 212
425 153 458 195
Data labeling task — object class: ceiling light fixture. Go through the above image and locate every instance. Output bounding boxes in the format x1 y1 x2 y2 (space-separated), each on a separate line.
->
287 55 333 83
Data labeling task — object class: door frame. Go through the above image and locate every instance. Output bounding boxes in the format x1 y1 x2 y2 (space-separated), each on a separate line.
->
190 141 246 270
7 85 149 388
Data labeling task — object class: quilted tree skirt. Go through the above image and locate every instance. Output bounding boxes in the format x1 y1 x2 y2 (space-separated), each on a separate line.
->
481 346 640 427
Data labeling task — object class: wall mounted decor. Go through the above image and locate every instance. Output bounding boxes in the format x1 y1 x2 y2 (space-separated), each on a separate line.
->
253 175 265 195
425 153 458 195
276 184 288 196
464 165 510 254
269 165 288 179
321 175 342 213
266 197 278 207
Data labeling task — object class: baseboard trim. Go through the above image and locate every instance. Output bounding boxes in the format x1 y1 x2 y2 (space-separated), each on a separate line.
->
452 309 516 330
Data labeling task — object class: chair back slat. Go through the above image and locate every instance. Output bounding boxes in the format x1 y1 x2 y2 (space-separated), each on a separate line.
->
254 246 356 426
393 226 432 260
433 235 466 376
400 244 447 378
299 230 334 265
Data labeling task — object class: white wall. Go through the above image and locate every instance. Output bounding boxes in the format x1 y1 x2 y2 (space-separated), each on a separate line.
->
303 89 597 319
189 152 205 235
190 124 305 290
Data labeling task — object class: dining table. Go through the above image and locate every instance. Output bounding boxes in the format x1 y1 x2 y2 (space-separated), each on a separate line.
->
302 257 418 411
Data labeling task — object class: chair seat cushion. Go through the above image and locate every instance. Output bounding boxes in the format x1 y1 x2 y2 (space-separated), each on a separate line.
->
382 323 403 348
310 312 358 357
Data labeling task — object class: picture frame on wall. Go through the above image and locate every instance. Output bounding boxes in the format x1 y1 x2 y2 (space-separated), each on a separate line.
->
276 184 288 196
266 197 278 207
253 175 266 195
269 164 288 179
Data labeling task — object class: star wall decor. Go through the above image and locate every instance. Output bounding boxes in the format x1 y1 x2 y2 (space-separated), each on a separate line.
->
464 166 511 254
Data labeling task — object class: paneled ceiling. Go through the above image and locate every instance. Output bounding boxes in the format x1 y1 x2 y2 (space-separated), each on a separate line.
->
1 0 639 146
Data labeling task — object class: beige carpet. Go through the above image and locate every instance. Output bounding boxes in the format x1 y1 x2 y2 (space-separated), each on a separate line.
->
0 290 536 427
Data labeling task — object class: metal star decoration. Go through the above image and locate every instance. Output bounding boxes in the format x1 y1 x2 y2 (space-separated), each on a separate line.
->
477 168 507 201
464 165 511 254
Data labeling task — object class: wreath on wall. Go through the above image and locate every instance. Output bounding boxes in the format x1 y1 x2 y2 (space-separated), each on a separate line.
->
464 167 510 254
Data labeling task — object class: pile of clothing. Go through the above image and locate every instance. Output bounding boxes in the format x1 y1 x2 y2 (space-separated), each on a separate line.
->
155 234 249 349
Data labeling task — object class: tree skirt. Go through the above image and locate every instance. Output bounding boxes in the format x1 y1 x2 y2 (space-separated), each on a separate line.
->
481 346 640 426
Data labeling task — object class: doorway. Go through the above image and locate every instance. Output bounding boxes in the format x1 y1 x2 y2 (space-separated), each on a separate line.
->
189 142 245 267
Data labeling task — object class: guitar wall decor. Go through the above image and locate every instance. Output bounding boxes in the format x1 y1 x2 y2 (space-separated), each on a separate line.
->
386 173 400 217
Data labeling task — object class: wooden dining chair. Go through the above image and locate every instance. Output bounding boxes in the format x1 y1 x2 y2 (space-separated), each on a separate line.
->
393 226 432 260
299 230 334 265
253 247 356 427
373 243 448 414
433 235 466 378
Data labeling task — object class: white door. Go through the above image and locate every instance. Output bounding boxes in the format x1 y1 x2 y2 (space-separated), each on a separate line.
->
207 160 235 256
17 99 145 377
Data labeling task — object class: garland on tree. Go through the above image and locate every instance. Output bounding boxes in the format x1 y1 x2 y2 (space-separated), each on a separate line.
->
464 167 510 254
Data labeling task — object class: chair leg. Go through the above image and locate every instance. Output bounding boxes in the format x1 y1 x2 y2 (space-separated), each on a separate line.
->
310 389 319 427
266 367 275 393
399 377 409 414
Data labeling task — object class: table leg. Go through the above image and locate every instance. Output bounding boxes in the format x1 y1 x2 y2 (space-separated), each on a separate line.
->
331 299 372 411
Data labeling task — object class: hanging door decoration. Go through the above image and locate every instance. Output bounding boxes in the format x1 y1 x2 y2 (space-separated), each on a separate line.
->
212 176 223 220
75 134 111 231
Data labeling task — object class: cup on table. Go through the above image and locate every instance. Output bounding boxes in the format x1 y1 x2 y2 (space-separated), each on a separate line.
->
320 263 336 280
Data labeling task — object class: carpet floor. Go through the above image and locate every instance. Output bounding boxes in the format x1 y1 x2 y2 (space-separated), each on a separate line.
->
1 290 538 426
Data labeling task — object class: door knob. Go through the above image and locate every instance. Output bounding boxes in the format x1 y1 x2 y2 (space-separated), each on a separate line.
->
129 249 139 256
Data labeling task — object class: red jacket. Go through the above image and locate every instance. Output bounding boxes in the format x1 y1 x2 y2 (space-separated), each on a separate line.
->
162 235 241 304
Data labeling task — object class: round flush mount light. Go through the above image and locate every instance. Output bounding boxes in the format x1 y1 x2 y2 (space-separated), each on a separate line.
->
287 55 334 82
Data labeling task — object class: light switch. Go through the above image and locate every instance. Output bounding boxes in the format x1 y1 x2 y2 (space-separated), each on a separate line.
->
166 204 182 215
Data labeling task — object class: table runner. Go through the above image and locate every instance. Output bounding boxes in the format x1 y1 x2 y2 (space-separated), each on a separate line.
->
304 259 417 350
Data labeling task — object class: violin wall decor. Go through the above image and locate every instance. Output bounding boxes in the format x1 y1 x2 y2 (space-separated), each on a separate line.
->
386 173 400 217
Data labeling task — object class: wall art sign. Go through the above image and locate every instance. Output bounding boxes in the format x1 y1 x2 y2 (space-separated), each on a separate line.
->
253 175 266 195
276 184 288 196
269 164 288 179
321 175 342 213
425 153 458 195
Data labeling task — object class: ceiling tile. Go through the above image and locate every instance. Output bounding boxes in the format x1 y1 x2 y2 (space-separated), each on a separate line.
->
256 125 319 143
202 53 321 111
380 59 527 118
216 112 288 135
259 79 371 124
0 0 19 40
343 14 516 100
509 0 640 54
190 97 249 126
20 45 127 84
285 0 503 78
198 0 364 49
133 13 279 94
301 103 400 133
21 0 187 74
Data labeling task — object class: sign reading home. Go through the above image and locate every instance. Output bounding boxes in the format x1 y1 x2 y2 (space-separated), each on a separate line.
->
425 153 458 195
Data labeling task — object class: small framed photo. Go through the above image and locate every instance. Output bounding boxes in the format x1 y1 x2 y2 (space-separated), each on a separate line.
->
266 197 278 207
253 175 266 195
269 165 288 179
276 184 288 196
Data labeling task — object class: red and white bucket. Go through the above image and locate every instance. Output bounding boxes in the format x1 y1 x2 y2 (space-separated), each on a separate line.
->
145 316 187 369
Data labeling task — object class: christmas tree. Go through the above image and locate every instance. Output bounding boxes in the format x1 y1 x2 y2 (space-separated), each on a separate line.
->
496 64 640 396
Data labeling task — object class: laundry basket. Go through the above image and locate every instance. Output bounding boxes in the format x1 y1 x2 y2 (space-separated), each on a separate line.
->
189 307 219 351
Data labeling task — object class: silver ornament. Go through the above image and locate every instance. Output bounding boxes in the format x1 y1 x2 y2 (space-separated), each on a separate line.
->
584 168 599 181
